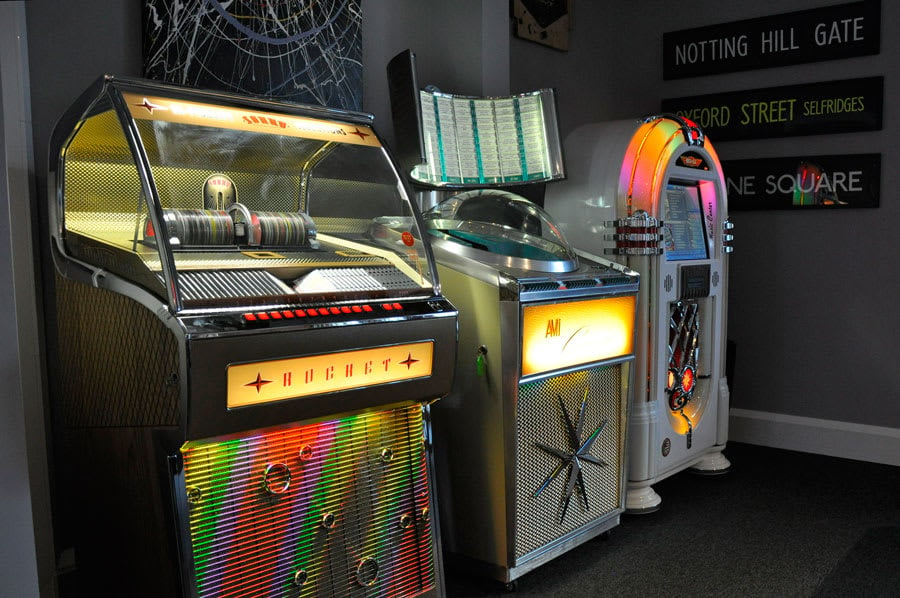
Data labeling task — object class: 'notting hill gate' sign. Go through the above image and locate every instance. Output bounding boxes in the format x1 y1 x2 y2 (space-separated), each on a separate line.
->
663 0 880 80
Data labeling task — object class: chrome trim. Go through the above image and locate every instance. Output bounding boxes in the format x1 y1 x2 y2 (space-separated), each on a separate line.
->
429 235 578 274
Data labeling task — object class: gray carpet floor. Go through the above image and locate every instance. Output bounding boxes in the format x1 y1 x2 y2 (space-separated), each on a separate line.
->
444 442 900 597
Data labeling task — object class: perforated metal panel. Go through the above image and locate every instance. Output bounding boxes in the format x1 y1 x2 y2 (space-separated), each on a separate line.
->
182 405 437 597
174 270 294 301
513 365 625 560
55 274 180 428
151 165 302 213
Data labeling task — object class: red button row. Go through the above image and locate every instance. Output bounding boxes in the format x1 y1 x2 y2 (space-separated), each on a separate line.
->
243 303 402 323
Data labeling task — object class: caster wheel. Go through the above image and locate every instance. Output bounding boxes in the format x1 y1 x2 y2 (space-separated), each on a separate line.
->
502 580 518 592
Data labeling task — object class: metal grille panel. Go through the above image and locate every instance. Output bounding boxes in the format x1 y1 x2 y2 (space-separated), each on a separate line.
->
306 267 418 292
173 270 294 301
182 405 437 597
54 274 180 428
514 365 624 560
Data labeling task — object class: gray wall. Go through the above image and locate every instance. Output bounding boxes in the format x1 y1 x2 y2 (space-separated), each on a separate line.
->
362 0 510 148
1 4 41 596
508 1 900 431
23 2 143 595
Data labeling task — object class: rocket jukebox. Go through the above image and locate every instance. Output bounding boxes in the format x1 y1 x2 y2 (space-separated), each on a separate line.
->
46 75 457 597
423 190 639 585
544 115 734 513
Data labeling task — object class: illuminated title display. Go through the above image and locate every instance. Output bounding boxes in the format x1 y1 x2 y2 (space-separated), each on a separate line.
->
521 296 635 378
663 0 880 79
227 341 434 408
122 92 380 147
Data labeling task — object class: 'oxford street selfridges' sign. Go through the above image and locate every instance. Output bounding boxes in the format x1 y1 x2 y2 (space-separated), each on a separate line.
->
660 76 883 142
663 0 880 79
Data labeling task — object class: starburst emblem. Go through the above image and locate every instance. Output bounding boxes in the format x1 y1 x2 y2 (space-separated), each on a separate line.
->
399 352 419 369
349 127 370 141
135 97 165 114
244 373 272 393
533 387 608 524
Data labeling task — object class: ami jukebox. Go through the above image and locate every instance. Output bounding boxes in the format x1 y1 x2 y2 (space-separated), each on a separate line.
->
385 51 639 586
46 75 457 597
544 115 735 513
423 191 639 586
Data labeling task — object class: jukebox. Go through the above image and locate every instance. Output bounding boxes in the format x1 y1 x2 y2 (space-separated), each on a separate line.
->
423 191 639 585
385 53 639 584
47 75 457 597
544 115 734 513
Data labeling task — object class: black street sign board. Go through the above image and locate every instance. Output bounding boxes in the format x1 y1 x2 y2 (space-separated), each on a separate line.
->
723 153 880 210
661 76 883 142
663 0 881 79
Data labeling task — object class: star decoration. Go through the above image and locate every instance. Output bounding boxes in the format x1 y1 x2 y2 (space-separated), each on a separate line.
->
245 373 272 393
135 97 164 114
533 387 608 524
399 352 419 369
349 127 370 141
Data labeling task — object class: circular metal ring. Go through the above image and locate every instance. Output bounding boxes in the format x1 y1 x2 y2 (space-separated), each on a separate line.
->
262 462 292 495
355 558 379 587
292 569 308 587
321 512 336 529
186 486 202 505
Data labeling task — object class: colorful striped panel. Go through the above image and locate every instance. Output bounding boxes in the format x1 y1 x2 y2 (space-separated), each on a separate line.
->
181 405 436 597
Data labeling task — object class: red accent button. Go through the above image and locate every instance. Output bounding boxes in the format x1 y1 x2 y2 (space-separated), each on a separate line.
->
281 310 295 318
392 302 403 310
382 303 393 310
329 307 341 315
351 305 362 313
340 306 352 314
257 312 270 320
243 313 257 322
306 309 318 317
363 305 373 312
318 308 330 316
270 312 283 320
294 309 307 317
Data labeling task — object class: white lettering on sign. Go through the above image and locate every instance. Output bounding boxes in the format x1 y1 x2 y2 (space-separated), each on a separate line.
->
815 17 865 46
727 175 756 196
765 171 862 195
728 171 863 197
760 28 799 54
674 35 749 65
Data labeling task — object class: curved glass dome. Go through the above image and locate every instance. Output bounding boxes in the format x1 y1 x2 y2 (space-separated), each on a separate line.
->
424 189 579 271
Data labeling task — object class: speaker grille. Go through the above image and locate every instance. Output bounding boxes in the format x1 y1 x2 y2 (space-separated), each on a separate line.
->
54 274 180 428
514 365 624 561
182 405 436 597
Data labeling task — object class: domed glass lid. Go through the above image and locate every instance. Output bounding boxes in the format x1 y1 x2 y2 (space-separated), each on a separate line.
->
424 190 579 270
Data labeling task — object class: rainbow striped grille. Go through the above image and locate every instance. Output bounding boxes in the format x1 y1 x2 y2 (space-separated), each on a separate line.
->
181 405 436 597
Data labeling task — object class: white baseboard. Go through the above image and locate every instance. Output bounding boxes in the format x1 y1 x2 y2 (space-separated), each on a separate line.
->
728 408 900 467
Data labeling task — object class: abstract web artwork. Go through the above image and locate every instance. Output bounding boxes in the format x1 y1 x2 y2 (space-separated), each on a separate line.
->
143 0 362 110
